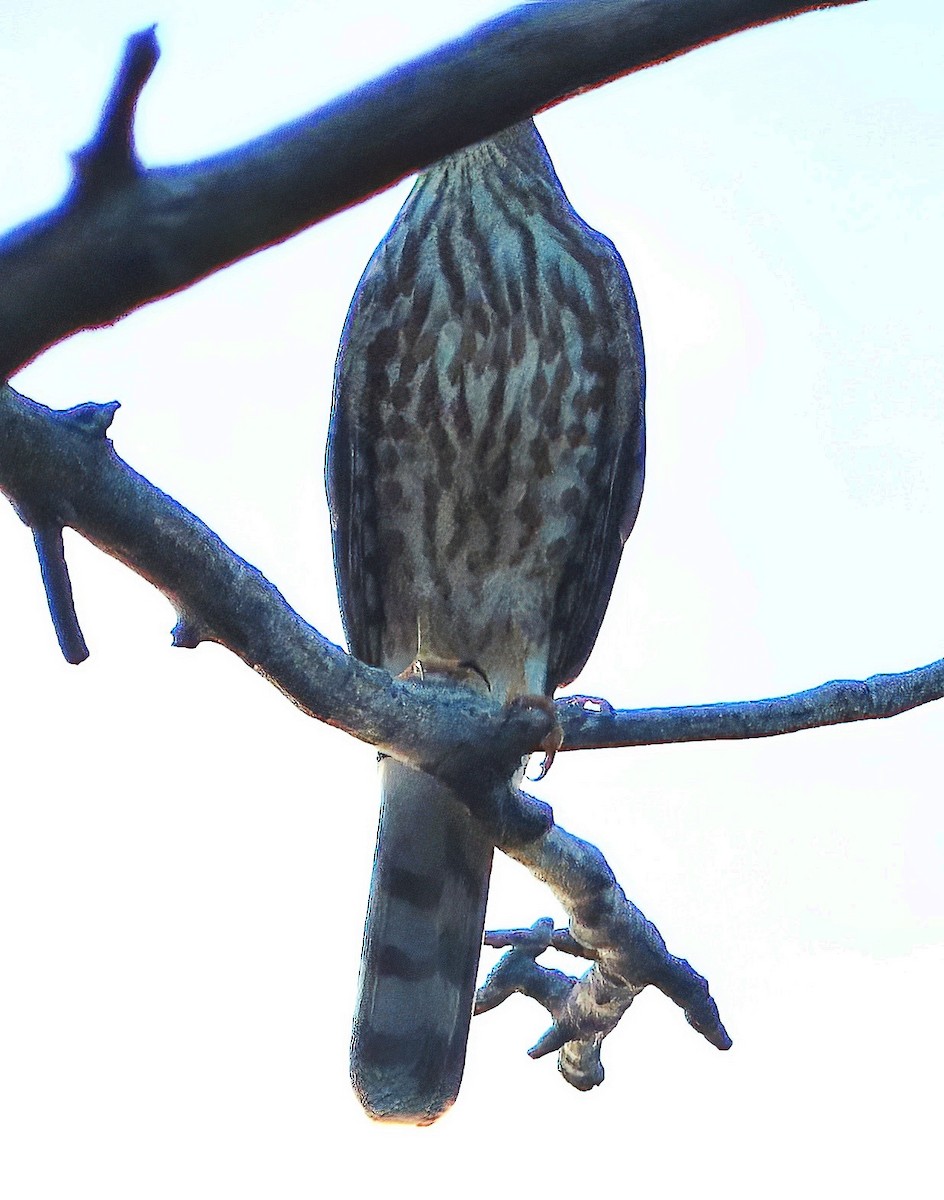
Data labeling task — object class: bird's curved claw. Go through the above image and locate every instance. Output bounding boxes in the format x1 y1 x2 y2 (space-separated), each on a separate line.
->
533 721 564 781
509 694 563 780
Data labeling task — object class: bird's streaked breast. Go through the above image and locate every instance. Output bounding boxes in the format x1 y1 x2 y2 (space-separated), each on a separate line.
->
329 121 645 697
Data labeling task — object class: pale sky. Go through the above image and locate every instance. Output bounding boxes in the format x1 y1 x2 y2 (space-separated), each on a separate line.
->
1 2 942 1197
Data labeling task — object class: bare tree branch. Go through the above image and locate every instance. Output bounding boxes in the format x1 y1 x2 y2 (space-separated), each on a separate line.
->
477 919 627 1090
0 380 734 1063
0 0 863 380
20 364 934 1100
3 381 940 775
7 373 936 1083
477 809 734 1090
557 661 944 749
70 26 158 195
507 826 730 1054
31 521 89 665
0 383 554 843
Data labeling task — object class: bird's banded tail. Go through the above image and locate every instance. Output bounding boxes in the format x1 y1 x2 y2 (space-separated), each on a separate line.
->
351 757 493 1124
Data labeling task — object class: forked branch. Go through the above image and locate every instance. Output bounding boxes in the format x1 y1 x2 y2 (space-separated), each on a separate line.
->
3 383 941 1079
2 385 941 785
477 819 734 1090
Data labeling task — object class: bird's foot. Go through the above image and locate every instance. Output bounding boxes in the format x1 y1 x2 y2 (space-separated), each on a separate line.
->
557 693 616 715
399 655 492 694
508 694 563 780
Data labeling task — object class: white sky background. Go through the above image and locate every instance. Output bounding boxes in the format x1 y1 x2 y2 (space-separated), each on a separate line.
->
1 0 942 1195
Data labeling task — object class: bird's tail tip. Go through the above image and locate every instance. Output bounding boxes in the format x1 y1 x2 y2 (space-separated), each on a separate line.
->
351 1057 458 1126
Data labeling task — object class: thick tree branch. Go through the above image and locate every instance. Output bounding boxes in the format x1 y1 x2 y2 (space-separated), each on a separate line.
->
0 384 553 844
0 0 862 380
3 383 941 776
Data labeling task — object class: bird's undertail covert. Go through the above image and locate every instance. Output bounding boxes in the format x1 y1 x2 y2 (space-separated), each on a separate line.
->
350 757 493 1124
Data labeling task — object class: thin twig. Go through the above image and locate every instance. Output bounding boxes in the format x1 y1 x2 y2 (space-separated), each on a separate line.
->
557 663 944 749
31 523 88 665
70 26 158 195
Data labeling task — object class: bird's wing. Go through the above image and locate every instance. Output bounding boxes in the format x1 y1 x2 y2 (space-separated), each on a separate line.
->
325 244 397 667
544 224 646 693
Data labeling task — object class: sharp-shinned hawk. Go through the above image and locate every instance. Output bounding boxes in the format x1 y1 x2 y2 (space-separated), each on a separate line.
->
327 119 645 1123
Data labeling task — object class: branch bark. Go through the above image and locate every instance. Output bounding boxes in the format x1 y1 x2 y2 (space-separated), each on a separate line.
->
0 0 863 380
3 381 941 784
556 661 944 749
0 384 554 846
477 812 733 1089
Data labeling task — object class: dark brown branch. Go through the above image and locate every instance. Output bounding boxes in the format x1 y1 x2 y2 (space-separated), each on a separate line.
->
557 661 944 750
0 0 863 380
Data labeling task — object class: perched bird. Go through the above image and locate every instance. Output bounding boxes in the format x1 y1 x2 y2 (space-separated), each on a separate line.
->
326 119 645 1124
